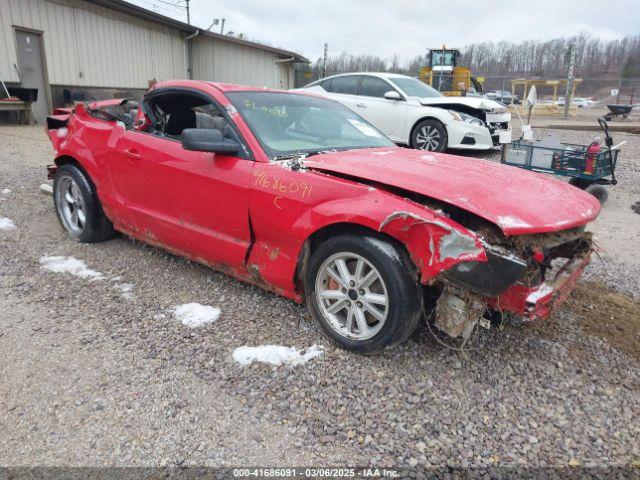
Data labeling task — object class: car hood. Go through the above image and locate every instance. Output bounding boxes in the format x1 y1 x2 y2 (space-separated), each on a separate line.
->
418 96 506 111
304 148 600 236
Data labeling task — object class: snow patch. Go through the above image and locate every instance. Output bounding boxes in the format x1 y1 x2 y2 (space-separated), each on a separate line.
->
173 303 220 328
115 283 134 300
526 284 555 304
40 184 53 196
233 344 324 367
0 217 16 231
2 188 10 195
497 215 532 229
39 255 103 280
371 150 394 156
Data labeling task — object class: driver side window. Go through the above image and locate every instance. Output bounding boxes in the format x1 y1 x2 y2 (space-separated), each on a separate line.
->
138 91 249 159
145 92 238 143
359 76 395 98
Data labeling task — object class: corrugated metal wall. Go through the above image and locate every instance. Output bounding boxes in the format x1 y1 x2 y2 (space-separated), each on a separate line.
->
0 0 187 88
192 36 294 90
0 0 297 92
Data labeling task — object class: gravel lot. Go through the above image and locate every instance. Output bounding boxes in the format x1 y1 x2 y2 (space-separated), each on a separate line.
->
1 124 639 472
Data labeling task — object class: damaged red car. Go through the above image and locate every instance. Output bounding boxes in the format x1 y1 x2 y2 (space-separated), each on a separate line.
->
46 80 600 353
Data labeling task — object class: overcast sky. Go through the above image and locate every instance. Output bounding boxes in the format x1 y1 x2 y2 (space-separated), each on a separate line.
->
129 0 640 63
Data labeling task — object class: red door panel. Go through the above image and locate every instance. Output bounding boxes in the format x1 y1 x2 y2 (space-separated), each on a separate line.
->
109 130 252 270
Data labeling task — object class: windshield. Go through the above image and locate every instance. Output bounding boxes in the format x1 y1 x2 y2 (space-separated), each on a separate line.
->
226 91 393 158
432 51 455 66
388 77 442 98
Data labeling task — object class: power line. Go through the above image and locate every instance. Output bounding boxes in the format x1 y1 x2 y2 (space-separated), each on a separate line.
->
125 0 188 22
129 0 178 12
153 0 186 8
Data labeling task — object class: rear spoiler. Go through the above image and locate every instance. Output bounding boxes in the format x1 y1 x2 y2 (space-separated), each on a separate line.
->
46 114 69 131
46 107 75 157
46 107 73 131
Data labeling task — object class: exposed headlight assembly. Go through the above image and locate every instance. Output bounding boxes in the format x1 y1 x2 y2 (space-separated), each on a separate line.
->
448 110 485 126
459 112 485 126
443 247 528 297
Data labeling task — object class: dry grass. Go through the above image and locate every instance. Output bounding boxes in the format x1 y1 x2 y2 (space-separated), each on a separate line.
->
566 281 640 360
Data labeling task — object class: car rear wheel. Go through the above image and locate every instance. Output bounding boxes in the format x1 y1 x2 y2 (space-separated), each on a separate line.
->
585 184 609 205
304 234 422 353
411 119 448 152
53 164 115 243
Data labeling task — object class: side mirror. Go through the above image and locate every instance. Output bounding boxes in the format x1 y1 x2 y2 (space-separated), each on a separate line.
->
181 128 239 154
384 91 402 101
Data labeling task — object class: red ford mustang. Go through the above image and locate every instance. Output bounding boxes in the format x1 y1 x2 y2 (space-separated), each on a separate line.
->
45 80 599 353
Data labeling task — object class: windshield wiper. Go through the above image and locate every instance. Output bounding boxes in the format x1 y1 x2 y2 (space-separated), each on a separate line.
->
272 149 334 162
271 150 333 171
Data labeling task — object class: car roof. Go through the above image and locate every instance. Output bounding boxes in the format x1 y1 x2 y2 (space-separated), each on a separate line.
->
149 79 333 104
150 79 289 94
319 72 413 80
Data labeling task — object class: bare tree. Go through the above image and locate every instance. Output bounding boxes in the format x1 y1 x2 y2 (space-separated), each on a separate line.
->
306 34 640 90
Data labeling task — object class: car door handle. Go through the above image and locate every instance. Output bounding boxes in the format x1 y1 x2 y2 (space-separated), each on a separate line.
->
123 148 141 160
356 103 367 108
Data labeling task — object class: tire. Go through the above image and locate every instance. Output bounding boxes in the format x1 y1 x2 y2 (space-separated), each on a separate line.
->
304 234 422 353
568 177 589 189
585 184 609 205
53 163 116 243
411 119 448 152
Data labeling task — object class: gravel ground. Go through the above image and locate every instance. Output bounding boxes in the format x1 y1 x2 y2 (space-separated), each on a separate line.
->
1 125 639 472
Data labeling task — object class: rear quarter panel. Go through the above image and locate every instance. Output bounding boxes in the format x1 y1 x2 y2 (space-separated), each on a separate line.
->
52 108 126 220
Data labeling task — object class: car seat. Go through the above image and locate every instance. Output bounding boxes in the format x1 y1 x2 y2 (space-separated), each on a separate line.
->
166 108 197 136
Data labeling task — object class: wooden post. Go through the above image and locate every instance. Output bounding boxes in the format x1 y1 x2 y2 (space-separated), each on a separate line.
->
564 44 576 119
321 43 328 79
500 143 508 164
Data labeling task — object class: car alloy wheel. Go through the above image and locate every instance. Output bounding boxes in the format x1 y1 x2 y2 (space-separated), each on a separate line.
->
55 174 87 236
415 125 441 151
314 252 389 341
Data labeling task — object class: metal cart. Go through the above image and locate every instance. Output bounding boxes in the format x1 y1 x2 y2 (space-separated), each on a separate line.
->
502 118 619 204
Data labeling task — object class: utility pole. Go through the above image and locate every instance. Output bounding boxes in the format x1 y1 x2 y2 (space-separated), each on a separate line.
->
322 43 328 78
563 43 576 119
220 18 225 35
185 0 190 25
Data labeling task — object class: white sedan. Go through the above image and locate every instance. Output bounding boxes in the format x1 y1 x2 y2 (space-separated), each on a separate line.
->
300 72 511 152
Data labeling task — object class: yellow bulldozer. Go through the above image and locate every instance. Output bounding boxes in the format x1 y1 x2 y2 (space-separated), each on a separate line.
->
419 47 484 96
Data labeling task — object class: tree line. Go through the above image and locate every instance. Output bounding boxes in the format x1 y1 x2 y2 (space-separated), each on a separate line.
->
309 34 640 81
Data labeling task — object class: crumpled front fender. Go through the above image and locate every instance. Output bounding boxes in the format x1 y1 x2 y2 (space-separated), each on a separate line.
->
378 210 487 283
295 190 487 285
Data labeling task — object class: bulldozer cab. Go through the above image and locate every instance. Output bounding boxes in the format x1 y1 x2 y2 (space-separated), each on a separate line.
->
429 49 459 69
420 47 483 96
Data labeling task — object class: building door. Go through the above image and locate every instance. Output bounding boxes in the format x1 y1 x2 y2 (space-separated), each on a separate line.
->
15 30 50 124
277 62 290 89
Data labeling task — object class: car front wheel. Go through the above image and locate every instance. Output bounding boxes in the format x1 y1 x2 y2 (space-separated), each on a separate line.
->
411 119 448 152
304 234 422 353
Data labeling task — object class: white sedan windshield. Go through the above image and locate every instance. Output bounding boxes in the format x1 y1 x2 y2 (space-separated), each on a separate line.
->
389 77 443 98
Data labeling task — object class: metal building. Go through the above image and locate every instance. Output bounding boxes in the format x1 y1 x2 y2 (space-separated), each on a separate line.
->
0 0 308 123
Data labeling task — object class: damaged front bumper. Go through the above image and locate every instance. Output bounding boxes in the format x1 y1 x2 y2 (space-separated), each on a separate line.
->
488 248 591 321
432 230 592 338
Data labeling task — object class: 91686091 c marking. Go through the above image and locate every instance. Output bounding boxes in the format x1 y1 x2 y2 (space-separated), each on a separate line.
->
254 170 313 199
